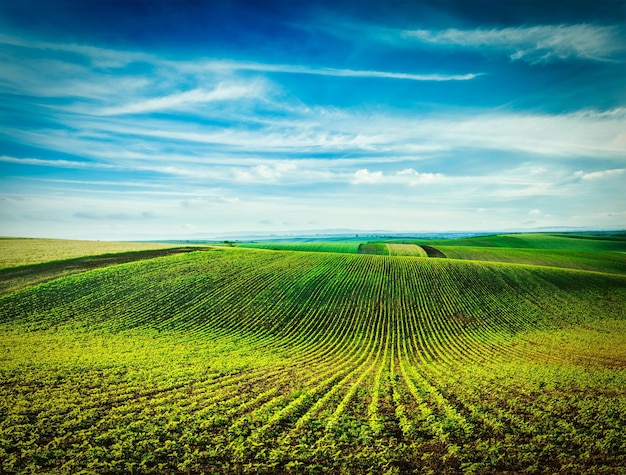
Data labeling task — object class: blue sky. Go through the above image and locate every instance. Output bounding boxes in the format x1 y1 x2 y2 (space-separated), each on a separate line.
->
1 0 625 239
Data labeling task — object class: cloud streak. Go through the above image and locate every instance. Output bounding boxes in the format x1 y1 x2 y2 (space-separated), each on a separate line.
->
0 155 116 170
404 24 625 63
194 60 482 81
0 33 150 68
98 83 264 115
576 168 625 180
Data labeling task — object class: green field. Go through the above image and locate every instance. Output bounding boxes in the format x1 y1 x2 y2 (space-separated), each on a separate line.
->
437 247 626 275
238 241 361 254
1 237 625 473
414 233 626 252
0 247 213 297
406 233 626 274
240 233 626 272
242 241 428 258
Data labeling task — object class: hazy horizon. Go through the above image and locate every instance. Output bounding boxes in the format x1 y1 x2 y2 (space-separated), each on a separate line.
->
1 0 625 240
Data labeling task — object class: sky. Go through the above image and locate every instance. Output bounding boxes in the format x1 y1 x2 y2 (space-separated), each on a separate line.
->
1 0 625 240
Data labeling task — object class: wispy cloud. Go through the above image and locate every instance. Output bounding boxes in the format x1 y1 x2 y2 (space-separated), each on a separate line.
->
181 195 240 208
74 211 158 220
4 105 624 188
426 108 626 157
3 31 483 80
575 168 625 180
194 60 481 81
404 24 625 63
0 155 116 170
233 163 298 183
98 83 264 115
0 33 150 68
7 34 622 164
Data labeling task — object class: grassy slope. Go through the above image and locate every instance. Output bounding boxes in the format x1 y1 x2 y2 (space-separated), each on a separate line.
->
0 247 214 297
1 248 625 473
0 238 182 270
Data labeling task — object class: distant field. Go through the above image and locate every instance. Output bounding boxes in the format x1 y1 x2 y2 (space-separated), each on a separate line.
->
238 241 361 254
1 240 625 473
416 233 626 252
236 233 626 274
242 241 428 257
382 233 626 273
0 238 180 270
439 246 626 275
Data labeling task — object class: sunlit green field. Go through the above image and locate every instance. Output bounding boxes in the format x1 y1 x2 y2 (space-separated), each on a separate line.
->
1 236 625 474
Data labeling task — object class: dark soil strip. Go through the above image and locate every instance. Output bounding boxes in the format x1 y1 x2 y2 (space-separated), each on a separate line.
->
0 247 212 297
420 245 446 258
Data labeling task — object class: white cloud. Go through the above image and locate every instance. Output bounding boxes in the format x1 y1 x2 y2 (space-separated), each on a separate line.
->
397 168 444 185
181 195 240 208
0 58 151 100
352 169 383 184
404 24 624 63
99 83 262 115
0 33 150 68
0 155 116 169
255 165 280 180
37 103 624 165
486 183 563 199
529 209 542 215
73 211 158 220
218 196 241 204
5 103 624 189
576 168 625 180
234 162 298 183
432 108 626 157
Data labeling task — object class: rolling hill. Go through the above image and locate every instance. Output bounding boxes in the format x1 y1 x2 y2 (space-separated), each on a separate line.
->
1 238 625 474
